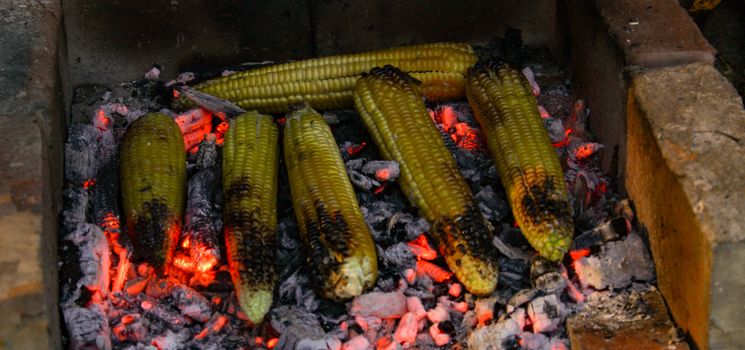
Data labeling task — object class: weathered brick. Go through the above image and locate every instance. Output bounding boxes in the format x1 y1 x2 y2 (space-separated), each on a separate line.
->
627 62 745 349
595 0 716 67
0 0 64 349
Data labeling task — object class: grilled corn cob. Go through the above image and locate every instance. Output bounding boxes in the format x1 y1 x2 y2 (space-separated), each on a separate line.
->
183 42 477 113
121 113 186 270
465 61 573 261
222 111 280 324
353 66 498 296
284 104 378 301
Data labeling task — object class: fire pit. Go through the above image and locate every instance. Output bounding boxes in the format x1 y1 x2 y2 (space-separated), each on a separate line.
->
1 1 744 350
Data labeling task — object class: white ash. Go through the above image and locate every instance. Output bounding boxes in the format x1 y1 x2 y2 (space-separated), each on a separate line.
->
347 168 379 191
380 242 416 270
527 294 566 333
467 318 521 350
350 291 407 319
572 288 655 331
63 223 111 300
170 285 212 322
507 289 538 312
544 117 566 143
361 201 403 227
64 304 113 350
574 233 655 290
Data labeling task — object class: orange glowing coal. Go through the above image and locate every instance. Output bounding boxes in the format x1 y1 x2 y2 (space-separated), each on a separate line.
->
375 168 391 182
569 248 590 261
552 128 573 148
407 235 438 261
416 260 452 283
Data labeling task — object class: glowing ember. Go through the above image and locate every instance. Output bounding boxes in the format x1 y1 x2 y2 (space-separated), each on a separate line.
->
407 235 438 260
552 128 573 148
375 168 392 181
441 106 458 130
416 260 452 283
570 248 591 261
83 178 96 189
346 141 367 156
266 337 279 349
172 254 196 272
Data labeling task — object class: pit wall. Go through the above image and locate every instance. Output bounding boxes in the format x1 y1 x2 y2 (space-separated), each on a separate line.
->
0 0 743 349
565 1 745 349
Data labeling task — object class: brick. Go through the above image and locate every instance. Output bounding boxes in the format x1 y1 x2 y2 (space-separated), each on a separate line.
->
568 288 689 350
595 0 716 67
627 62 745 349
0 0 64 349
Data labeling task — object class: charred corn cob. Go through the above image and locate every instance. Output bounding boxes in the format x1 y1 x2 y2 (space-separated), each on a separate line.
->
222 111 280 324
121 113 186 270
184 42 477 113
465 62 573 261
284 104 378 301
353 66 498 296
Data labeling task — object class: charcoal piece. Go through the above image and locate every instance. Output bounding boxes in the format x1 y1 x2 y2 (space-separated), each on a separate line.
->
529 256 558 283
527 294 565 333
63 223 111 302
63 304 112 350
345 158 365 171
271 305 326 349
183 164 221 269
498 257 530 292
574 233 655 290
193 138 219 169
175 86 246 117
361 201 402 227
533 272 566 295
475 185 509 221
492 236 532 261
278 216 301 250
467 318 521 350
170 284 212 322
64 123 101 184
348 168 379 191
507 289 538 311
151 329 190 350
572 216 630 250
380 242 416 270
404 217 430 241
518 332 549 350
349 291 407 319
361 160 400 182
404 287 435 300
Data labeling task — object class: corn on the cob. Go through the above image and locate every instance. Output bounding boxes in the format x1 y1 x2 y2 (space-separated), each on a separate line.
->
120 113 186 270
353 66 498 296
465 61 573 261
222 111 280 324
183 42 477 113
284 104 378 301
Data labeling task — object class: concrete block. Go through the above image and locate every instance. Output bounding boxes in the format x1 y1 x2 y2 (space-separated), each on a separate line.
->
627 62 745 349
0 0 64 348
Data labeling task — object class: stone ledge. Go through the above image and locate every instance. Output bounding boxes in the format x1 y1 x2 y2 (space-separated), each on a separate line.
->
627 62 745 349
